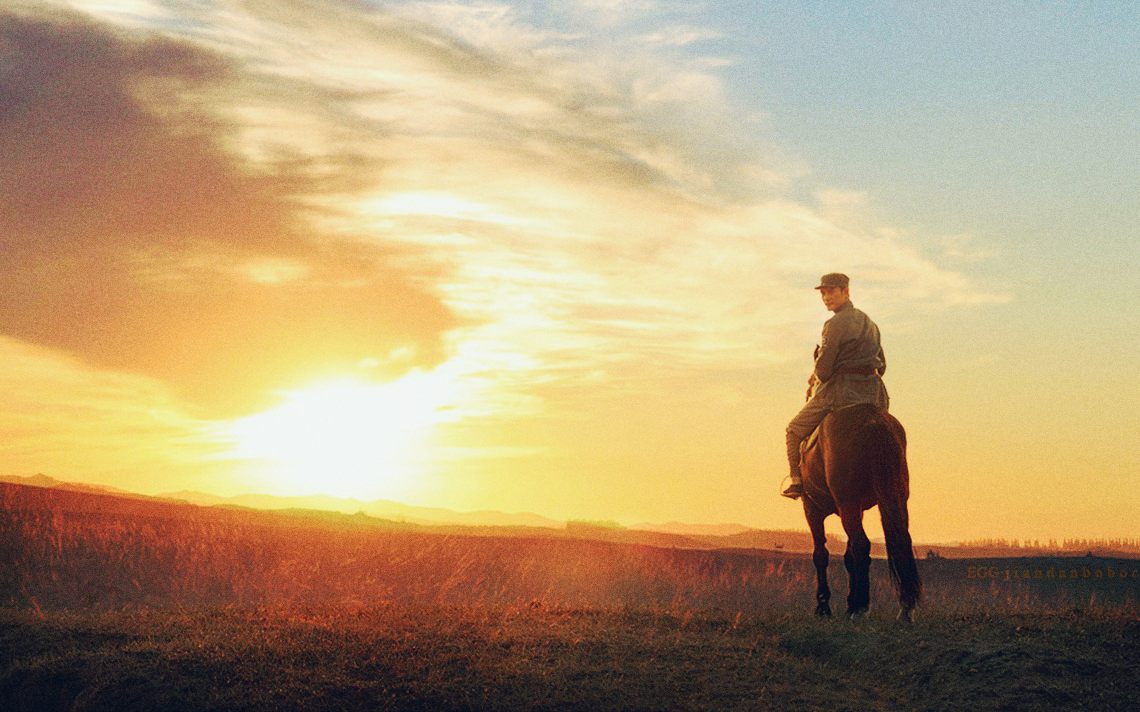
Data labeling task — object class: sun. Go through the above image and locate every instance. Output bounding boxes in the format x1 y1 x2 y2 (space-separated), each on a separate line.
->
226 370 462 499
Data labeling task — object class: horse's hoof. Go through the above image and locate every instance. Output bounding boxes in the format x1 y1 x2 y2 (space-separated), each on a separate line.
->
815 604 832 618
897 608 916 624
846 607 869 619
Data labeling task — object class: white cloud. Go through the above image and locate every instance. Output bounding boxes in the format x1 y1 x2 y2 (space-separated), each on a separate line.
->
31 0 1005 421
636 25 722 47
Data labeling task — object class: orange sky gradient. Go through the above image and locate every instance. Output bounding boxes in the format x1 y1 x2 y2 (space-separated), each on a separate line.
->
2 0 1137 543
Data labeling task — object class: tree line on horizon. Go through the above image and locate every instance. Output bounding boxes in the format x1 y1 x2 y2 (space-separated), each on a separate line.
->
956 537 1140 553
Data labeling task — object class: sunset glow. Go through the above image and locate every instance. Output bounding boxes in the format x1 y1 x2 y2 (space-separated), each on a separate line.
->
227 371 464 499
2 0 1138 542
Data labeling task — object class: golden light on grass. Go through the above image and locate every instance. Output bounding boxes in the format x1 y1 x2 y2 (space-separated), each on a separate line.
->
225 370 464 499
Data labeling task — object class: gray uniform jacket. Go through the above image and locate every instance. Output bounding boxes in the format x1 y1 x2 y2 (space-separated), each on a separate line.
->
809 301 889 411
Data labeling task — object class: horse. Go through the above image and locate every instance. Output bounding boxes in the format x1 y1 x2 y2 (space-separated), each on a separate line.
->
800 403 922 620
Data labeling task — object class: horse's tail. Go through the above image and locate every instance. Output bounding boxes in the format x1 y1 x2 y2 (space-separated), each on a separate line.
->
865 420 923 610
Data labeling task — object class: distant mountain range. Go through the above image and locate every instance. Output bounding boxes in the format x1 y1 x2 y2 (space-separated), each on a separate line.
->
1 473 153 499
160 489 570 530
0 474 819 553
4 474 1135 558
0 474 752 536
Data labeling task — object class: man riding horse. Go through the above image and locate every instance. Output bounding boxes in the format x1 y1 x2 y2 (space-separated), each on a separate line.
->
783 273 889 499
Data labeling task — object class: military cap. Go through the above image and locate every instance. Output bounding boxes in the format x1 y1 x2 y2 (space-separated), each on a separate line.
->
814 273 849 290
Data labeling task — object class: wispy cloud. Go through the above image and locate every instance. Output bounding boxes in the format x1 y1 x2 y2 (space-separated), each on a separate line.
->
3 0 1006 480
636 25 722 47
0 4 456 416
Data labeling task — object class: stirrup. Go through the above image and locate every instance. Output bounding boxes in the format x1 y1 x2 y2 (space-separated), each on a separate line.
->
782 482 804 499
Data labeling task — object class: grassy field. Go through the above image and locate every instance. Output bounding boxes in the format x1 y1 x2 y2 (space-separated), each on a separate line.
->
2 482 1139 710
4 482 1138 613
3 604 1139 711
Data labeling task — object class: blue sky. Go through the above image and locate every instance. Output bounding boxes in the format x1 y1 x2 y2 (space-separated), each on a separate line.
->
713 0 1140 271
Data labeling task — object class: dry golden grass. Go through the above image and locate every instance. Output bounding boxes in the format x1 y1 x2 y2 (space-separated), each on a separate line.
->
4 483 1137 615
2 482 1139 710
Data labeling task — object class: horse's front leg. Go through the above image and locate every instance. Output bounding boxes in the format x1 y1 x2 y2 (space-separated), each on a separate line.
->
839 506 871 615
804 500 831 617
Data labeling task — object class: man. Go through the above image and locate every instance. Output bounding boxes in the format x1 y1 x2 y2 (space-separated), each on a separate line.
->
782 273 888 499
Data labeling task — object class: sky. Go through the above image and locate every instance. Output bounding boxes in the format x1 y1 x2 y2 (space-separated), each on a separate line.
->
2 0 1137 542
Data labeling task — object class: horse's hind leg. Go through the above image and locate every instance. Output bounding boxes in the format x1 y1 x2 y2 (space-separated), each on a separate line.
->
804 501 831 617
839 506 871 615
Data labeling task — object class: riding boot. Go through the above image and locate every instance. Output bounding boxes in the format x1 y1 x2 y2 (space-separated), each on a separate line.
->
783 432 804 499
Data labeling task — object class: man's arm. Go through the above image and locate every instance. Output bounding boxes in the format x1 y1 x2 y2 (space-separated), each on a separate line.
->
812 316 846 383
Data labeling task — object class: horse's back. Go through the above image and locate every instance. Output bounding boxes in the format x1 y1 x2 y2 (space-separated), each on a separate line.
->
823 403 904 446
815 404 907 507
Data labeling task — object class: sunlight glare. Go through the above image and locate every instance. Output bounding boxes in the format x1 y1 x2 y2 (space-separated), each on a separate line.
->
227 370 463 499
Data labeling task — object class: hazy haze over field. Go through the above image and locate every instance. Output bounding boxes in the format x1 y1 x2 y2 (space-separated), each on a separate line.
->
1 0 1137 541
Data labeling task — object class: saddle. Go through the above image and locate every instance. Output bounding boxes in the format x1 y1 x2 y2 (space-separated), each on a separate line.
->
800 419 825 459
799 403 885 463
